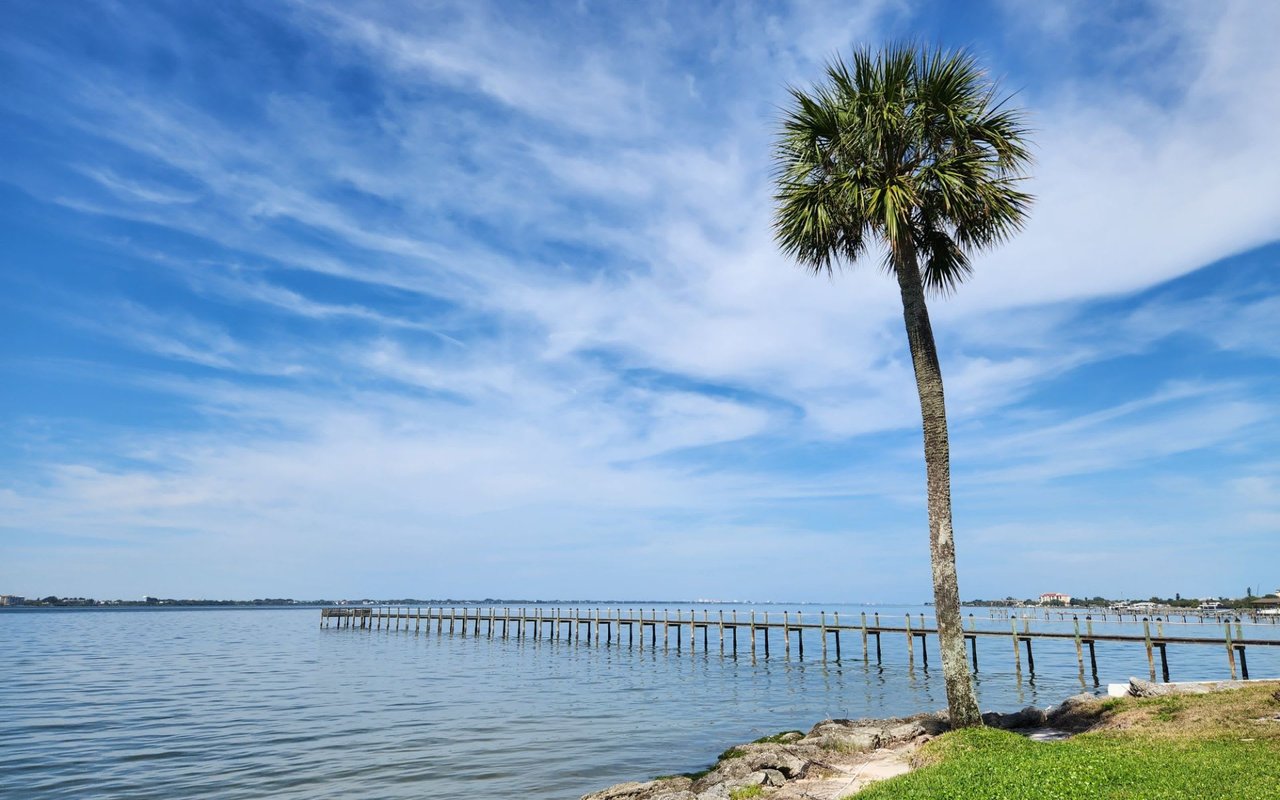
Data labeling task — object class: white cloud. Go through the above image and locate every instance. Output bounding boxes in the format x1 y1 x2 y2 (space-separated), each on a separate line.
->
951 1 1280 311
3 0 1279 599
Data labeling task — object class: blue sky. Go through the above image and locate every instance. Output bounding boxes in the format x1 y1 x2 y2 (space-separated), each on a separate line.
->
2 0 1277 602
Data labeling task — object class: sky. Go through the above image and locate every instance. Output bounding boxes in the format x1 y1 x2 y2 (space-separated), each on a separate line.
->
1 0 1278 603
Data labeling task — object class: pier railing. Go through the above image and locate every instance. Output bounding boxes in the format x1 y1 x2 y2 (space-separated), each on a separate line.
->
321 606 1278 685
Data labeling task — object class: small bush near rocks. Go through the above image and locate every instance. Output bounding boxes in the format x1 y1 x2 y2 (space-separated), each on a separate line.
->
753 730 804 745
729 786 764 800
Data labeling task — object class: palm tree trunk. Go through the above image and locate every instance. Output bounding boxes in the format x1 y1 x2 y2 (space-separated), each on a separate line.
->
893 241 982 728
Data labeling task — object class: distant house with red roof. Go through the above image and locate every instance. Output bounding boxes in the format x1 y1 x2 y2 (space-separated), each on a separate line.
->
1038 592 1072 606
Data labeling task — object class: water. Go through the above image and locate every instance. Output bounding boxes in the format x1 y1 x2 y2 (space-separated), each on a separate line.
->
3 605 1277 799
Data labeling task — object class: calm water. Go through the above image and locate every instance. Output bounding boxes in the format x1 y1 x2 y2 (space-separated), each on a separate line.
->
3 605 1277 799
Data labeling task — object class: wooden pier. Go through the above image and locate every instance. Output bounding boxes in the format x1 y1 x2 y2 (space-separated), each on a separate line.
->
321 606 1279 684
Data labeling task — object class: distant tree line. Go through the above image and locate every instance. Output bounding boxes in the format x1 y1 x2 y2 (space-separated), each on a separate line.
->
964 594 1264 610
19 596 317 607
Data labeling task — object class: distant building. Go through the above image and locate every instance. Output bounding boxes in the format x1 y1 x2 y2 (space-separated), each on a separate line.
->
1038 592 1072 606
0 595 24 606
1253 595 1280 614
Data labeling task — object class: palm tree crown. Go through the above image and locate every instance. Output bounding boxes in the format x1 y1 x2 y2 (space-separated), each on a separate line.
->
773 44 1032 292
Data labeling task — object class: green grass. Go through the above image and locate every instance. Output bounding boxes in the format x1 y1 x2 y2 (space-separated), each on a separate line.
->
1151 695 1185 722
729 786 764 800
1098 697 1124 713
854 728 1280 799
851 684 1280 800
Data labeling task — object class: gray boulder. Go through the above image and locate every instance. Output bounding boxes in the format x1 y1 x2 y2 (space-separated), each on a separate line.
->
1127 678 1168 698
693 769 788 800
802 730 880 752
690 743 816 794
581 777 695 800
883 721 927 744
981 705 1048 729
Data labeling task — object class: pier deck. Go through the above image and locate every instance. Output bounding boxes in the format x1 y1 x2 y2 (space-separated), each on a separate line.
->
321 606 1278 685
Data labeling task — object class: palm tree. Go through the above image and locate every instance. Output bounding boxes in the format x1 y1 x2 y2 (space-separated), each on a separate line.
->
772 44 1032 727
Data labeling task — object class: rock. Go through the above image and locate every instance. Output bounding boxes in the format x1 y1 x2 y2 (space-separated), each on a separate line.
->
691 783 731 800
581 777 694 800
742 742 820 776
1047 693 1105 732
759 769 787 787
802 731 880 752
802 722 883 752
696 773 783 798
1127 678 1168 698
900 712 951 736
806 719 851 737
883 721 927 743
695 768 789 799
690 743 817 794
981 706 1048 729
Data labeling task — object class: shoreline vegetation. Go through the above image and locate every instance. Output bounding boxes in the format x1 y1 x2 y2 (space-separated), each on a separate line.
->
582 680 1280 800
8 593 1269 609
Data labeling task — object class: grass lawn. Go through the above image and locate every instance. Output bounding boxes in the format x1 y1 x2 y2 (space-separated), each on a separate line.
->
852 683 1280 800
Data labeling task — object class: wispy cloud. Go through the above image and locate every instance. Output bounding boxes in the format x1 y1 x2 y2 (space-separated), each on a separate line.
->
1 0 1277 600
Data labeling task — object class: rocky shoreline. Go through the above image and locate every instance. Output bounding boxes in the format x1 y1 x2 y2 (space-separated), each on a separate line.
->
582 694 1104 800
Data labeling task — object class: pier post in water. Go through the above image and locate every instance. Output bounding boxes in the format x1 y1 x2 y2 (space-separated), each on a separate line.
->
1224 623 1237 679
905 614 914 668
1234 645 1249 680
1152 616 1162 680
1009 618 1022 674
1073 616 1084 676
